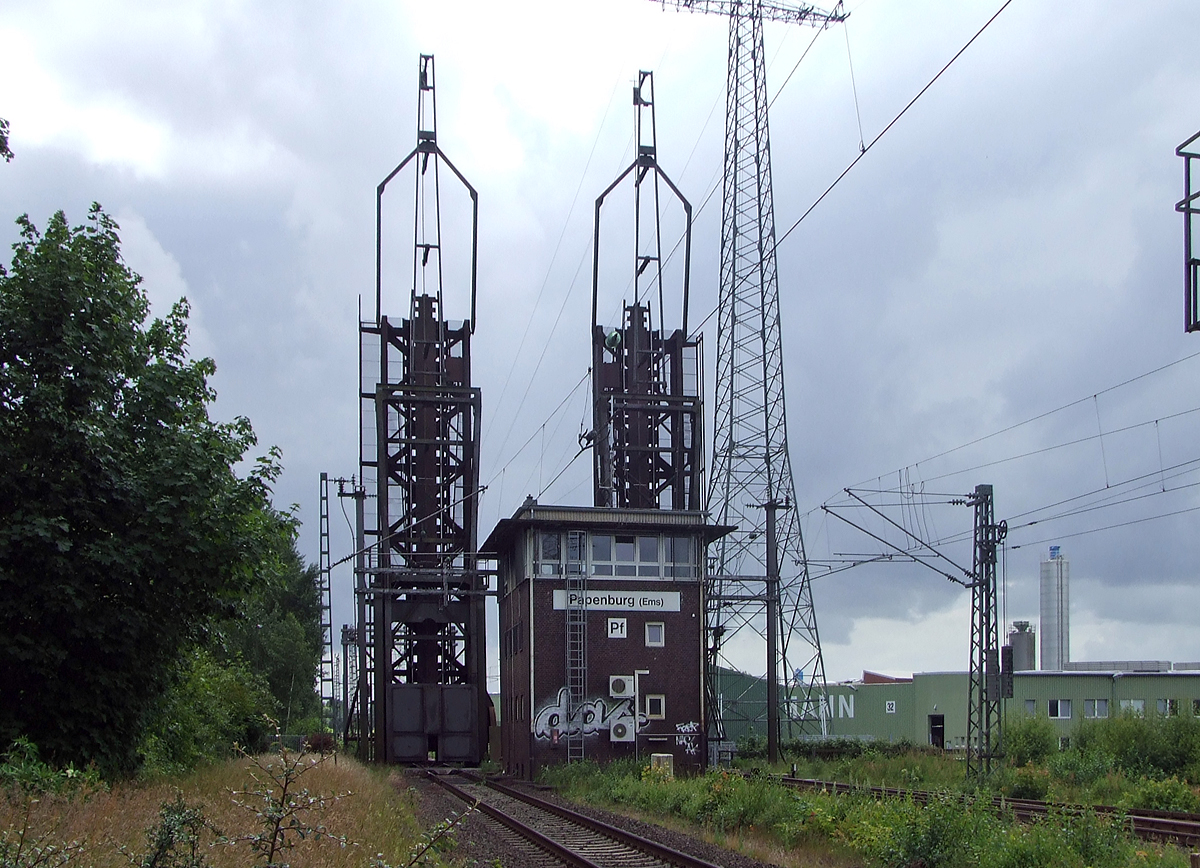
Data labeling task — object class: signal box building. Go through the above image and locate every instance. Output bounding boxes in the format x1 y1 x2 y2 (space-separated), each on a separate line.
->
483 501 732 779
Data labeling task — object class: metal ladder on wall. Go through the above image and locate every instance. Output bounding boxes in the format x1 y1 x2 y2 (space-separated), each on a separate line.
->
565 531 587 762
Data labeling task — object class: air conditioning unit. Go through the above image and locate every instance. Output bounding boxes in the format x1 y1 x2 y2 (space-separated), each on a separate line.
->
609 675 634 698
610 714 636 742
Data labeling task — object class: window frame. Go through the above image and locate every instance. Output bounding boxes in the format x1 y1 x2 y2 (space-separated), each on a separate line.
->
646 694 666 720
1084 698 1108 719
645 621 665 648
1157 698 1179 717
1047 698 1072 720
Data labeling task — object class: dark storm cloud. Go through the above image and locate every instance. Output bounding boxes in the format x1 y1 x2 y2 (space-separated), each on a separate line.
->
4 0 1200 682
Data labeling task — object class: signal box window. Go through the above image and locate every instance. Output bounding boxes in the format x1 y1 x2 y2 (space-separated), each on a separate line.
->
645 622 665 647
615 536 637 576
646 695 666 720
592 535 613 575
537 532 561 575
667 536 697 577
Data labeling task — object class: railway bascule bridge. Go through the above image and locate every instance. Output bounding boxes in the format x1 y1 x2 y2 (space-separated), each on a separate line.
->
322 0 858 767
326 54 488 764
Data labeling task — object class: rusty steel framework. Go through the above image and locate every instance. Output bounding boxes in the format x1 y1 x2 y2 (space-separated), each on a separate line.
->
575 70 702 764
651 0 846 753
591 70 702 513
353 54 487 764
1176 130 1200 332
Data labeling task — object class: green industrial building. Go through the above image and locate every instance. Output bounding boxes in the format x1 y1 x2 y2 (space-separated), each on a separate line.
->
714 666 1200 749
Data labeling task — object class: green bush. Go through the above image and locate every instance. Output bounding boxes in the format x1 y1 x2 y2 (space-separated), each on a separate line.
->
1004 714 1056 767
1003 764 1050 800
1048 747 1114 787
1117 776 1200 813
1073 712 1200 781
137 649 276 775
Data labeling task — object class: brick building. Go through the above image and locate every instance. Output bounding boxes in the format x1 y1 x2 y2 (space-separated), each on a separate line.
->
483 501 731 779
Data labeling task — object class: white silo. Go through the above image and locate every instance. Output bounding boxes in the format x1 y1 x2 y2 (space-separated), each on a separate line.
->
1039 545 1069 670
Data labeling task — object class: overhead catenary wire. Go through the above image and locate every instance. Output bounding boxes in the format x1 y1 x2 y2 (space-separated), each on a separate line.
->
843 19 866 151
1009 504 1200 551
813 458 1200 567
776 0 1015 247
486 74 623 450
485 369 591 488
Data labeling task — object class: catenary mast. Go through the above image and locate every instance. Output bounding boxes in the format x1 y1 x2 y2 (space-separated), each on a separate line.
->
651 0 846 754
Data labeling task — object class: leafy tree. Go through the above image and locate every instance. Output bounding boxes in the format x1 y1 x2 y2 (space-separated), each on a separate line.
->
0 205 291 776
216 542 324 735
0 119 11 163
138 647 276 774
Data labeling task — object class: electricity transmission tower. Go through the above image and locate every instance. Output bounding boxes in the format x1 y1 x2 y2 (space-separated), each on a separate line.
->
651 0 846 753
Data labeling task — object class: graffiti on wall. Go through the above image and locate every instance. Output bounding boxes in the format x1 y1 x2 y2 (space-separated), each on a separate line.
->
533 687 646 740
675 720 699 756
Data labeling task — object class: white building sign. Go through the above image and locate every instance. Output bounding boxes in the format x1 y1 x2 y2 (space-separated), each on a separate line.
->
553 590 681 612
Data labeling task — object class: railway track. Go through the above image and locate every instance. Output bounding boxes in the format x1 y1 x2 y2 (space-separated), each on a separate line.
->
429 772 728 868
779 775 1200 848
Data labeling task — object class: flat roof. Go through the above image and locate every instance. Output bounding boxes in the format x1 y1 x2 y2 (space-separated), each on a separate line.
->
480 499 736 554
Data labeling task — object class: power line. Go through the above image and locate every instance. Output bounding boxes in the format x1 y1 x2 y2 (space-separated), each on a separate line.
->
1010 504 1200 551
905 348 1200 476
918 405 1200 485
486 75 623 442
486 369 591 488
776 0 1015 247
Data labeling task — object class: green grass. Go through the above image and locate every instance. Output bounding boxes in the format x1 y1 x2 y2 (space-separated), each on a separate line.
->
542 760 1192 868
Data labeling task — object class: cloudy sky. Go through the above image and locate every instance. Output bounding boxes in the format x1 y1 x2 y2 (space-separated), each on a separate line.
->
4 0 1200 687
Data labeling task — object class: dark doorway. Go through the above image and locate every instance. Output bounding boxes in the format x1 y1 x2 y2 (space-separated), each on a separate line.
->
928 714 945 749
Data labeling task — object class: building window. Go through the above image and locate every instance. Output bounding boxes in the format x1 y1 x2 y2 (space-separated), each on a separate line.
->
1120 699 1145 717
666 536 698 577
638 536 661 577
1084 699 1108 719
586 533 699 579
537 532 561 575
1157 698 1179 717
592 535 613 575
1025 699 1036 715
1193 699 1200 717
566 531 586 574
646 694 666 719
645 622 665 647
1059 736 1071 751
1048 699 1072 719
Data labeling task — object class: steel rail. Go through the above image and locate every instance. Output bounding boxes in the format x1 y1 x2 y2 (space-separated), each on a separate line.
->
428 773 600 868
431 772 725 868
487 779 727 868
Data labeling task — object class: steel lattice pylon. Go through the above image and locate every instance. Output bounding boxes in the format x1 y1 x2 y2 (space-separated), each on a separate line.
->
967 484 1005 778
653 0 846 754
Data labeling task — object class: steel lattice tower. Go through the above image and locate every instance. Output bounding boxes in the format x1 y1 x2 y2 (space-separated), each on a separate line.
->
652 0 845 752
